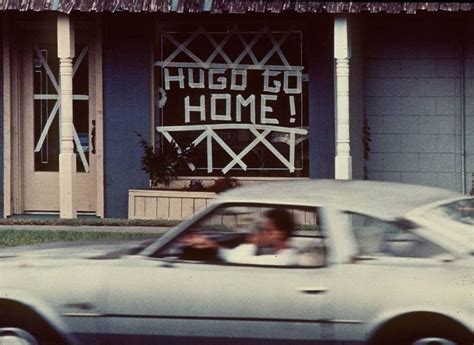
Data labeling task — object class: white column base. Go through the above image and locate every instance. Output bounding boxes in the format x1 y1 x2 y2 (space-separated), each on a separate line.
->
59 153 77 219
335 155 352 180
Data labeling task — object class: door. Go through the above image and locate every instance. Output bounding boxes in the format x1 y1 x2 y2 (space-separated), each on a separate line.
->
18 23 98 213
103 259 332 345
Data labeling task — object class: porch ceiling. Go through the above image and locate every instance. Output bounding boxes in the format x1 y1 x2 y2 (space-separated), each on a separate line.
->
2 1 473 15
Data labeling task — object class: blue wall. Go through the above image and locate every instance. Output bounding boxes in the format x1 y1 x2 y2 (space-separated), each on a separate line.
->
308 17 335 179
103 15 152 218
0 30 3 217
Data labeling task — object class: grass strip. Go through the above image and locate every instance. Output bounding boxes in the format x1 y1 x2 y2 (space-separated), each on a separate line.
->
0 230 159 247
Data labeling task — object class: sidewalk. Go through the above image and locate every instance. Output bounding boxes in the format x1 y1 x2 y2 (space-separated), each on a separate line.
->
0 224 172 234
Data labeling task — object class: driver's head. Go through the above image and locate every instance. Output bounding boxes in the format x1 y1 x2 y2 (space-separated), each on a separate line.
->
258 208 294 242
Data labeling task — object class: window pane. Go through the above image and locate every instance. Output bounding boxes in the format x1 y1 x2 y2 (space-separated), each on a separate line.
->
349 214 446 258
34 45 60 171
73 45 90 173
33 43 90 173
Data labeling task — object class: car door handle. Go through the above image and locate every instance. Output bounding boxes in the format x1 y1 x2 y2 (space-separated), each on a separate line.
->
352 255 377 262
298 287 328 295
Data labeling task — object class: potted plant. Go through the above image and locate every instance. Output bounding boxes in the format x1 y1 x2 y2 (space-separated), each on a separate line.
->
129 133 238 221
135 132 195 188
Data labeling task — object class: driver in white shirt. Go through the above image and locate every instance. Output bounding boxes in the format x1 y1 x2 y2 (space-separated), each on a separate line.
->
182 208 299 266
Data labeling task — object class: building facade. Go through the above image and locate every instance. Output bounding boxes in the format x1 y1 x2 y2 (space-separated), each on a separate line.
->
1 2 473 219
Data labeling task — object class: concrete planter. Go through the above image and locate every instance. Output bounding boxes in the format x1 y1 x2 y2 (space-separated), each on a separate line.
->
128 189 216 220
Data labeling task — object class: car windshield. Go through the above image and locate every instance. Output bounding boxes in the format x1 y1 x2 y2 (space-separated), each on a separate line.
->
429 198 474 226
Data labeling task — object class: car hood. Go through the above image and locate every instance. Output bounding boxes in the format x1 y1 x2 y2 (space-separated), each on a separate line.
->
0 237 155 261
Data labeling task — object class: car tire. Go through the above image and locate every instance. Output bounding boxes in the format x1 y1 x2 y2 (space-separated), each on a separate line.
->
0 327 39 345
0 304 66 345
371 326 472 345
0 322 65 345
369 312 473 345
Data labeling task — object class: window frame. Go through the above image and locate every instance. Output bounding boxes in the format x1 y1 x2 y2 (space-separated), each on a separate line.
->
428 198 474 226
148 202 328 269
153 20 310 178
345 211 451 261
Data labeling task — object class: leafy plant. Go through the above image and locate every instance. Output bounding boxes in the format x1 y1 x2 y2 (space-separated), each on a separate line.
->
211 176 239 193
136 132 195 188
188 177 239 193
188 179 205 190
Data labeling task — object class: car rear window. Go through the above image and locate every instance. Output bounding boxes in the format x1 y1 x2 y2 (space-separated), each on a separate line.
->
348 213 446 259
430 198 474 226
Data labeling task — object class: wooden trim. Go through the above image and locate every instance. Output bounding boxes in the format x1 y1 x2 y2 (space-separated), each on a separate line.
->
129 189 216 198
57 14 77 219
176 176 308 181
9 18 25 215
160 176 308 191
2 15 11 217
95 17 105 218
334 16 352 180
128 192 134 219
13 23 24 214
149 19 155 159
128 189 216 220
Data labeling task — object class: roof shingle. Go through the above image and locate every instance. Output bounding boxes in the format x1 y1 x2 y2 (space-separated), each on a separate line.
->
2 1 472 14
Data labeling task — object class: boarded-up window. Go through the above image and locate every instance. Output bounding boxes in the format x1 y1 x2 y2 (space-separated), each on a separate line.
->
155 23 308 177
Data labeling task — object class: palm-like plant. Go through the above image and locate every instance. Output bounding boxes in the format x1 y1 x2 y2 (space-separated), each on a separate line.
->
136 132 195 188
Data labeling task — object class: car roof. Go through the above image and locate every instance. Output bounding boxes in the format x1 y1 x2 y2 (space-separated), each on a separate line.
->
217 179 463 220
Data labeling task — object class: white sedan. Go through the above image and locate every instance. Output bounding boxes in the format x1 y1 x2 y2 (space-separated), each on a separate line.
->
0 180 472 345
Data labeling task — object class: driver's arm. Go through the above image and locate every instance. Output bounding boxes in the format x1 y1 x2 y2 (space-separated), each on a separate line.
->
218 243 257 262
180 233 221 249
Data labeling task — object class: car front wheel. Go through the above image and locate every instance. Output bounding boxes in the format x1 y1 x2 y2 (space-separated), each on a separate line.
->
369 313 473 345
411 337 458 345
0 327 39 345
373 329 472 345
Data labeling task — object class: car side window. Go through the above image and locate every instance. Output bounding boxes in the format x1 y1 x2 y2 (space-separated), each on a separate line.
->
155 204 327 267
429 198 474 226
349 213 446 259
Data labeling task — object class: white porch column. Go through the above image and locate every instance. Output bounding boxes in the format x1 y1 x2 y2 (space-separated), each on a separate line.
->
58 14 77 218
334 16 352 180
